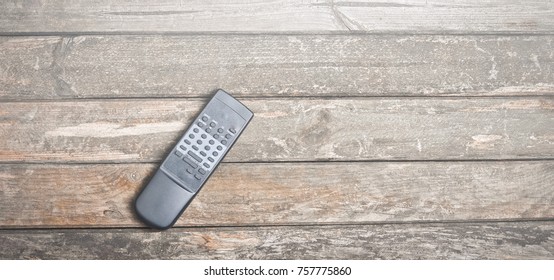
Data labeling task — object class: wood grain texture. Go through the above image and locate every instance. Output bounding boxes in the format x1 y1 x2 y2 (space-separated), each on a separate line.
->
1 35 553 100
0 0 552 34
1 222 552 259
0 162 552 228
335 0 554 34
2 0 553 261
0 98 552 163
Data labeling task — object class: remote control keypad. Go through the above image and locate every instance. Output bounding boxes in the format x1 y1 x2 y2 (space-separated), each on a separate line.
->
164 112 239 192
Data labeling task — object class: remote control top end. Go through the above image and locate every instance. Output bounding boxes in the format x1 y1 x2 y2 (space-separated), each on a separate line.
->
135 89 253 230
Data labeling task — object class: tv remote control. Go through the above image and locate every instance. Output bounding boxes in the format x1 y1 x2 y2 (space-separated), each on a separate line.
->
135 89 253 229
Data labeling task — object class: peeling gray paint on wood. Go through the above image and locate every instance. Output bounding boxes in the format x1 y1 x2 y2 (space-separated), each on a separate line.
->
1 35 553 99
1 222 552 259
0 98 552 162
0 162 552 228
0 0 552 34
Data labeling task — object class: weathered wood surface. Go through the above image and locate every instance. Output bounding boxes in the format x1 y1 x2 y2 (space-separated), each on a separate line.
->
1 0 553 34
1 221 552 259
1 98 552 163
2 0 553 260
0 162 552 228
1 35 553 100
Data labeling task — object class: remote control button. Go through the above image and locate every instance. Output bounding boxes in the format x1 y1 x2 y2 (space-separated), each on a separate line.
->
212 151 218 156
229 128 236 134
201 134 207 139
174 150 183 157
184 139 191 145
193 128 199 133
221 140 227 145
206 128 212 133
179 145 186 150
198 122 204 127
197 140 202 145
202 116 208 122
189 134 195 139
210 122 216 127
217 146 222 151
208 157 214 162
198 168 206 175
186 169 193 174
214 134 219 139
218 128 224 133
192 145 198 151
188 151 203 163
194 174 202 180
205 145 211 151
200 151 206 156
209 140 215 145
203 163 210 169
225 134 231 139
183 156 198 168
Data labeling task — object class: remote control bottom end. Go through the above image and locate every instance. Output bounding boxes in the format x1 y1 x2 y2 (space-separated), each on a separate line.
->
135 170 193 230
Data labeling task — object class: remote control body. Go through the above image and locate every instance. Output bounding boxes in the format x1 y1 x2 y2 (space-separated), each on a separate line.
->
135 89 253 229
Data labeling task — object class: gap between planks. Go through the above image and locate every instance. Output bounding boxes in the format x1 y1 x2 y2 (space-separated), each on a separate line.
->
3 31 554 37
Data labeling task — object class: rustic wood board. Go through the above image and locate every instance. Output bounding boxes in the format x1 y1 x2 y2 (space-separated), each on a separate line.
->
1 0 553 34
1 98 552 163
1 35 553 100
2 0 553 261
0 161 552 228
335 0 554 34
1 221 552 259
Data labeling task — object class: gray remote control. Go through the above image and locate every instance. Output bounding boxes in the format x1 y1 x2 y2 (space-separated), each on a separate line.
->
135 89 253 229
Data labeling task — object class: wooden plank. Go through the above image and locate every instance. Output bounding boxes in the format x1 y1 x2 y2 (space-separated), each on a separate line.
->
0 1 552 34
0 162 552 228
1 35 553 100
335 0 554 34
1 222 552 259
0 0 341 34
0 98 552 163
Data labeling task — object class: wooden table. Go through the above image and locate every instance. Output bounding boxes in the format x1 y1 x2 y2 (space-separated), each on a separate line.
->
1 1 553 259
